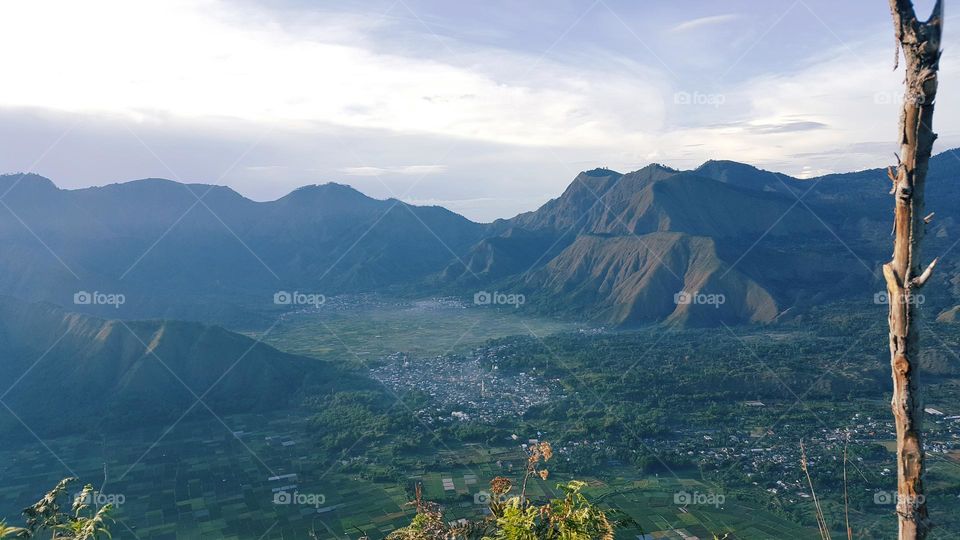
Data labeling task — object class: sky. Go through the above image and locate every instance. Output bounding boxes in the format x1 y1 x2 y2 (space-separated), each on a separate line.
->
0 0 956 222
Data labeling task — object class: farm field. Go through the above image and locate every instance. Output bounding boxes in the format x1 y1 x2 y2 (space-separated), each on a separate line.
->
0 413 816 539
0 412 413 540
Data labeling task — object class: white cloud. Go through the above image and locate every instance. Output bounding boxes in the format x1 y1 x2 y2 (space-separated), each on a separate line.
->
637 28 960 176
0 0 666 149
340 165 448 176
3 0 958 222
670 14 742 33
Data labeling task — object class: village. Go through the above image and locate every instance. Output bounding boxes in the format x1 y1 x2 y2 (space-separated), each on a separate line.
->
372 344 960 506
369 347 565 424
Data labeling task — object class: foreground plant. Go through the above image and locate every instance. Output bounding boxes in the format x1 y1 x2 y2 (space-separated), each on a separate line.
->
389 442 613 540
3 478 113 539
0 522 28 539
490 480 613 540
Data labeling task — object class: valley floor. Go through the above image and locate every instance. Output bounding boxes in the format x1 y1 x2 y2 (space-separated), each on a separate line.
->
4 297 960 539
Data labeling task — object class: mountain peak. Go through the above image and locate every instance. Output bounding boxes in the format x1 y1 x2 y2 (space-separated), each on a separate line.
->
694 159 796 179
622 162 681 183
639 162 679 173
288 181 367 197
697 158 739 167
292 181 356 192
0 173 59 195
581 167 622 177
695 159 762 175
278 182 377 207
693 159 800 194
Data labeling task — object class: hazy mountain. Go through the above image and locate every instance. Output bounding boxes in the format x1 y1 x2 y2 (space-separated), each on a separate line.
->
444 164 826 325
4 149 960 328
0 295 362 436
0 175 487 323
444 150 960 326
693 160 804 195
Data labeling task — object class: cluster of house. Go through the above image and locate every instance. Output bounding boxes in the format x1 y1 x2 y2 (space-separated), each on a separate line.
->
369 349 564 424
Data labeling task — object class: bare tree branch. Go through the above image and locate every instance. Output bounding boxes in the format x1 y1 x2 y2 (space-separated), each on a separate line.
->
885 1 944 538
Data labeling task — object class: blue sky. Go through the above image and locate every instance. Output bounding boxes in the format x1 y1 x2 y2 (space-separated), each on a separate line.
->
0 0 955 221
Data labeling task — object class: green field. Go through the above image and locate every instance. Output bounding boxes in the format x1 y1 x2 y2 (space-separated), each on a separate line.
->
0 412 819 539
0 412 414 540
411 463 817 540
249 299 577 361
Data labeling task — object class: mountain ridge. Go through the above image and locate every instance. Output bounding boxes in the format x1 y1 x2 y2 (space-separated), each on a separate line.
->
4 148 960 327
0 295 363 436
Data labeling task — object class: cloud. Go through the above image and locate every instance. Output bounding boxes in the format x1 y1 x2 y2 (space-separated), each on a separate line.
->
0 0 666 149
5 0 960 222
705 120 828 134
747 121 828 134
670 14 742 33
340 165 448 176
244 165 288 171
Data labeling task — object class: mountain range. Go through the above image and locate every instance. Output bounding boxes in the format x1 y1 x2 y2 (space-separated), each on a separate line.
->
4 149 960 327
0 175 486 324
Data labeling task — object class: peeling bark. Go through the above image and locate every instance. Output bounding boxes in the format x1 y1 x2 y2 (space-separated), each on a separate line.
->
886 1 944 538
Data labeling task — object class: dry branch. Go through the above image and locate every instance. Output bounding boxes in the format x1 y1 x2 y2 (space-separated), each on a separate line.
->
885 1 944 538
